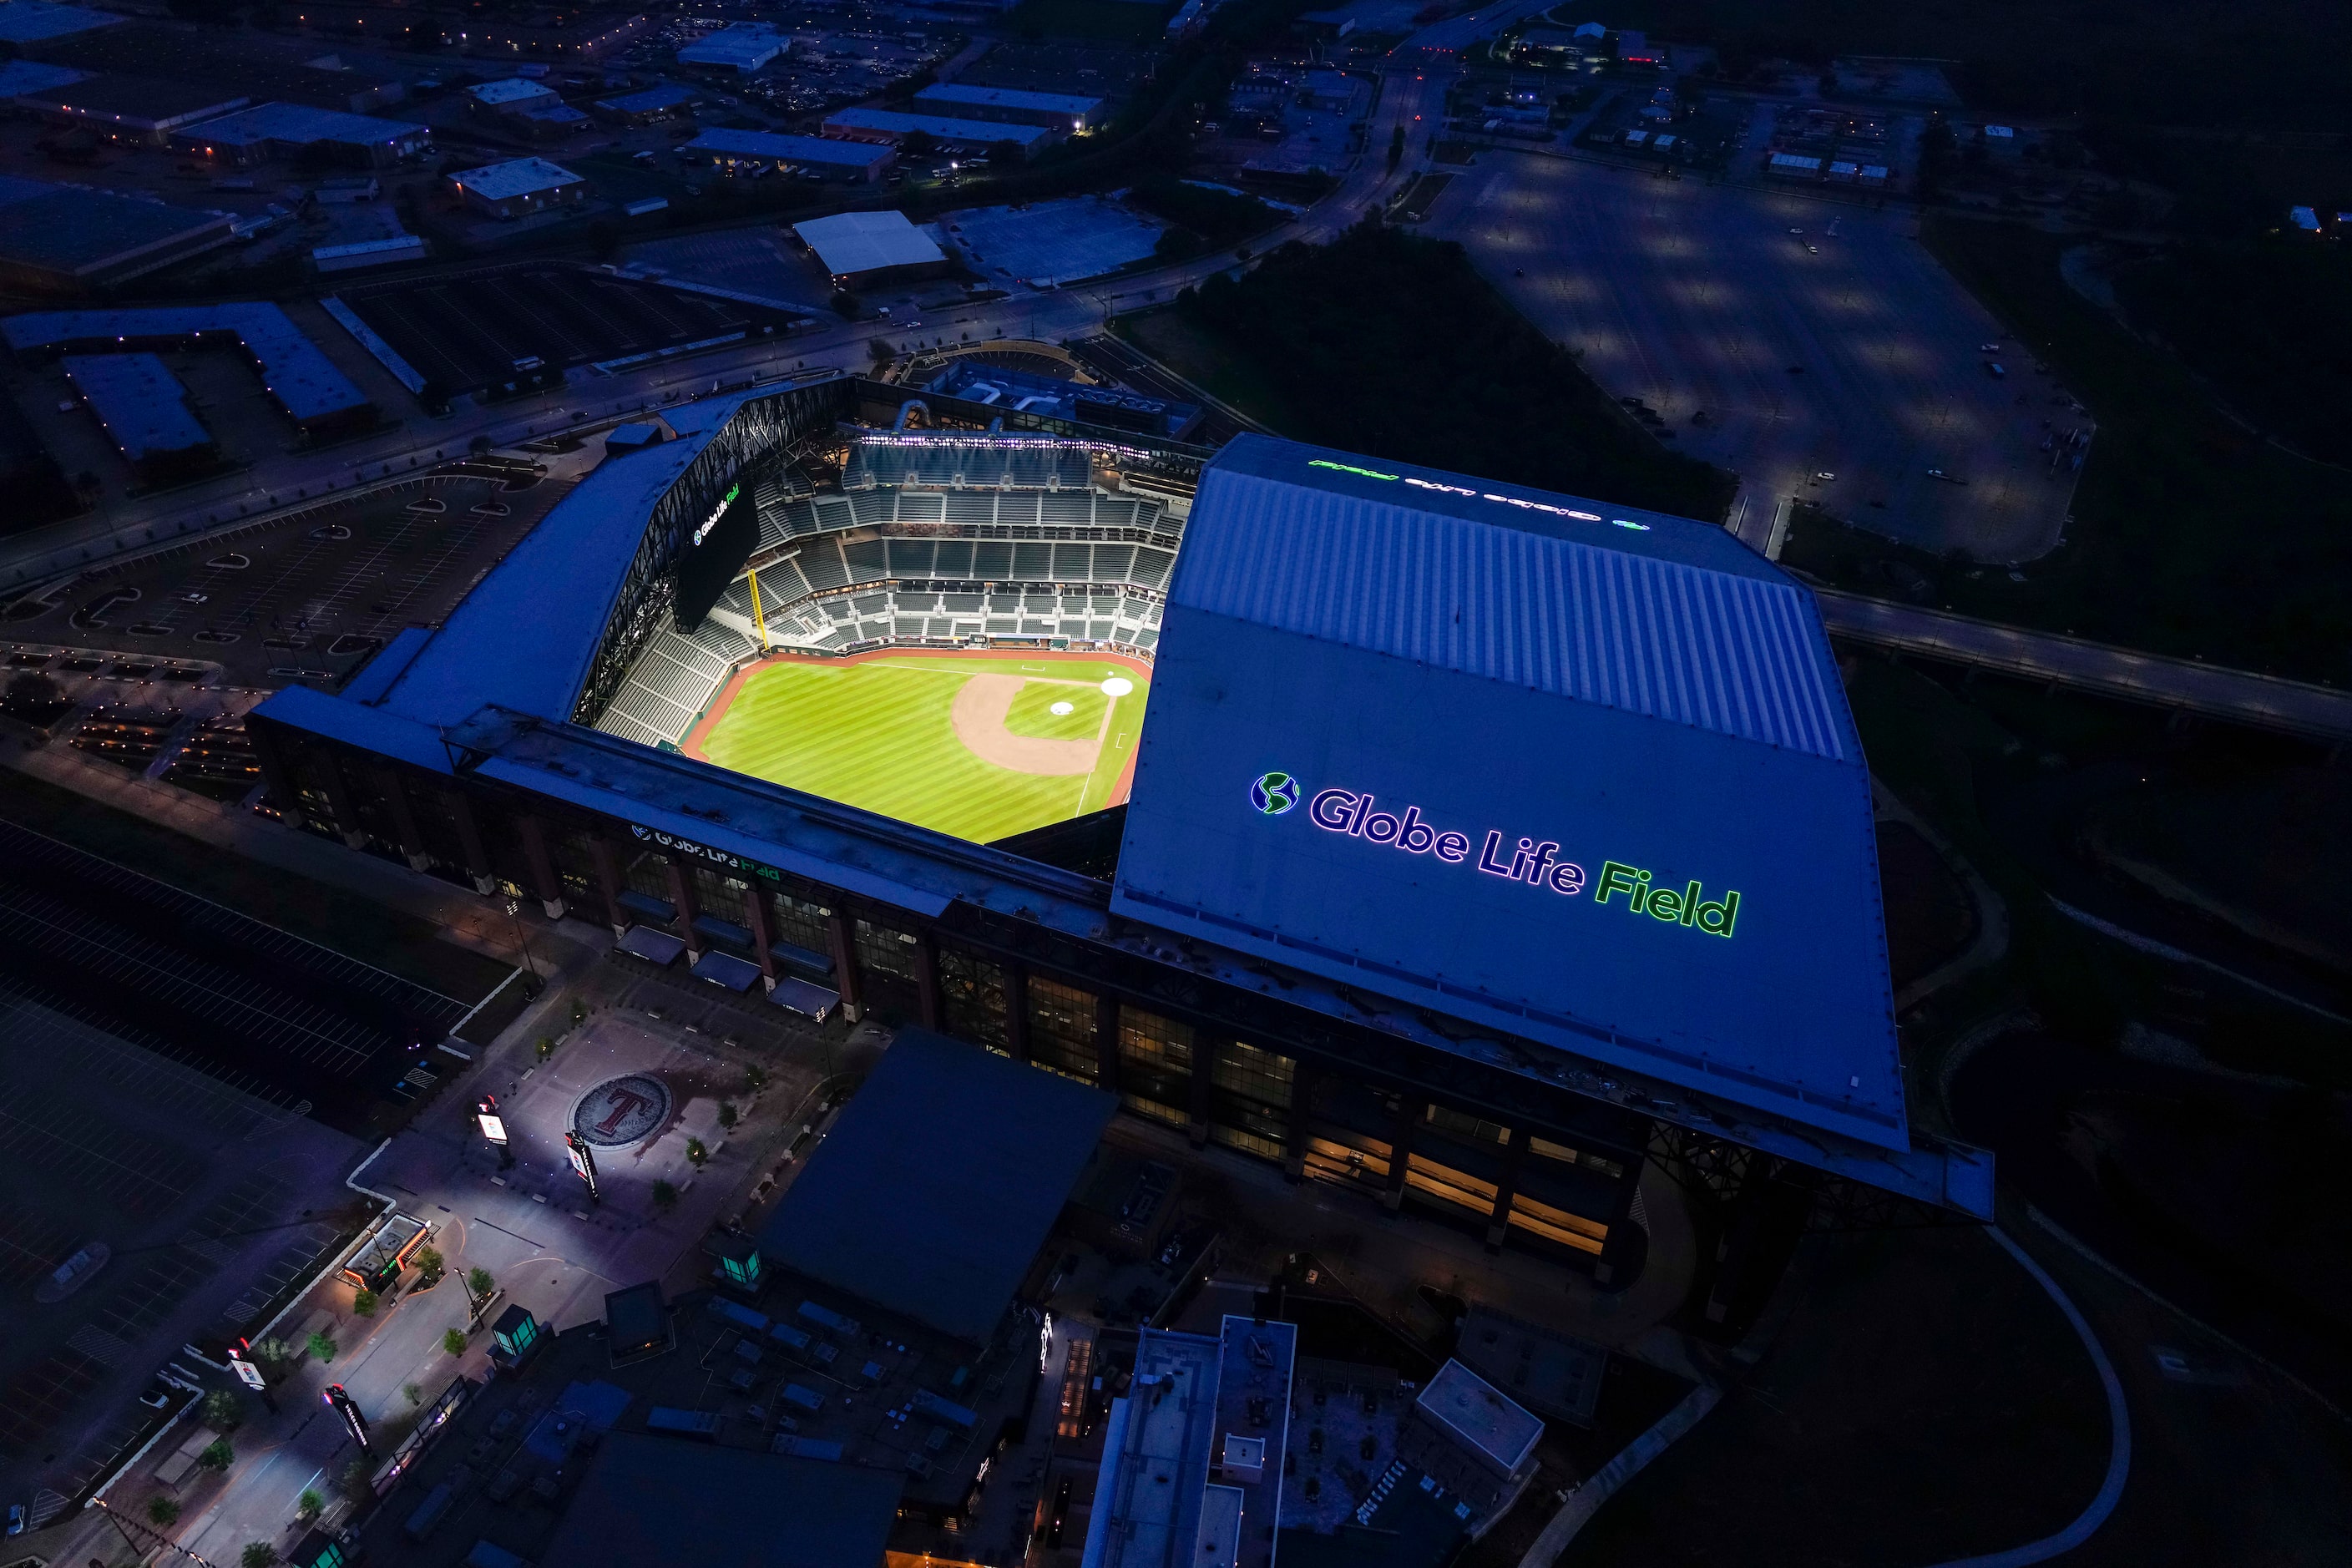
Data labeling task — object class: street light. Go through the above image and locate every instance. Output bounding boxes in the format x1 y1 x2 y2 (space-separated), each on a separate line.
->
504 898 542 995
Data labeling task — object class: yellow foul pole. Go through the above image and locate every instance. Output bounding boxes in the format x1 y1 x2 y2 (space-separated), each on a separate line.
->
746 568 771 651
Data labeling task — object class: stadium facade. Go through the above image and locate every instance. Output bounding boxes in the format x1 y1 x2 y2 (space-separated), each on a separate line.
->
249 374 1990 1309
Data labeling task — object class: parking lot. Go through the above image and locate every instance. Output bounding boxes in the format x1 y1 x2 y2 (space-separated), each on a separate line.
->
1429 150 2086 560
339 264 792 398
8 471 556 689
0 817 484 1120
0 994 365 1530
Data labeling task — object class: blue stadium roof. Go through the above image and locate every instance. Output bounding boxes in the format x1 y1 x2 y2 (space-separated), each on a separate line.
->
1110 435 1905 1148
758 1027 1115 1343
343 392 753 730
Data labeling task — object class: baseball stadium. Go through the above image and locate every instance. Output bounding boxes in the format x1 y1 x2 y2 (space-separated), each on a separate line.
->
250 372 1991 1323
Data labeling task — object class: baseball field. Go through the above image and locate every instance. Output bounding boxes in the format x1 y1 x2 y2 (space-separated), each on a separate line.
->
684 649 1151 843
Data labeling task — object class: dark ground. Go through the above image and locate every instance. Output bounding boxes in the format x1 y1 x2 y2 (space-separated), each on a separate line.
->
1565 1224 2107 1566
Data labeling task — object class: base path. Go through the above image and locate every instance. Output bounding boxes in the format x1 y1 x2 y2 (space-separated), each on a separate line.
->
949 674 1101 776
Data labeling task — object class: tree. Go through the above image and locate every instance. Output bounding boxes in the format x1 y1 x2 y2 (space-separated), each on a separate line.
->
242 1542 279 1568
466 1267 495 1308
685 1136 709 1167
831 291 862 319
201 1388 245 1432
1388 124 1405 169
900 129 938 159
306 1328 336 1364
337 1458 372 1504
535 1034 555 1060
404 1383 424 1407
296 1489 324 1524
250 1337 295 1377
352 1287 378 1318
413 1246 445 1285
653 1180 679 1209
867 338 895 367
716 1101 738 1130
4 670 60 707
443 1328 468 1356
148 1496 181 1526
197 1438 235 1473
743 1065 766 1093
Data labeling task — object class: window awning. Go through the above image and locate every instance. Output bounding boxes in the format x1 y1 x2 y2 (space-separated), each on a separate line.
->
617 925 687 965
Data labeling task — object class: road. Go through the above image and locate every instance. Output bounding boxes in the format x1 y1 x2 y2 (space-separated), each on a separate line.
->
1813 587 2352 742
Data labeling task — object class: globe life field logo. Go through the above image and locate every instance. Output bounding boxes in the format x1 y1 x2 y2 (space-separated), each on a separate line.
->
1251 771 1302 815
1256 771 1742 939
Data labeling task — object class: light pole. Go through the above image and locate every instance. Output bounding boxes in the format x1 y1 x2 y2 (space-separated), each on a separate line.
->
504 898 541 996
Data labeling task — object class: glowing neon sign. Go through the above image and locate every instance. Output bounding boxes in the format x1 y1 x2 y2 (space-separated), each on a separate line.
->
1306 458 1652 530
1281 780 1739 938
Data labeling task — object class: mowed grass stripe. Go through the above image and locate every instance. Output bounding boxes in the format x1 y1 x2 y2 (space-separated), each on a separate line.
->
699 654 1149 843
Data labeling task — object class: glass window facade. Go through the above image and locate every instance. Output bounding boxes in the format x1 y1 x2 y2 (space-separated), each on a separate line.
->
939 948 1008 1053
1116 1005 1191 1124
853 918 918 1016
1209 1039 1292 1160
1026 976 1099 1084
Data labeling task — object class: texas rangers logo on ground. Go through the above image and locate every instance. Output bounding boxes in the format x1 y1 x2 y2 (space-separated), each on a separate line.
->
571 1075 673 1147
1251 771 1301 814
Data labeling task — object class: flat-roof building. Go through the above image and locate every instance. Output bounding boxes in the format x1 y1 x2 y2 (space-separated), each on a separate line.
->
822 106 1054 158
1401 1359 1544 1508
4 302 373 432
0 1 115 46
16 72 248 143
60 351 212 481
313 233 425 274
792 208 948 290
540 1434 900 1567
448 155 589 220
169 101 429 168
757 1026 1115 1346
467 76 559 117
676 22 788 73
0 175 235 291
591 83 695 124
1082 1317 1296 1568
686 128 893 183
913 81 1105 130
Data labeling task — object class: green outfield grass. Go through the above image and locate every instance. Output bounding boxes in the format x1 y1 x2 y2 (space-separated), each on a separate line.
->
696 652 1149 842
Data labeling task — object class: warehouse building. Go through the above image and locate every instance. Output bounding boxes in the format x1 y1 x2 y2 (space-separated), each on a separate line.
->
686 127 893 183
59 351 215 483
3 302 375 434
0 175 236 291
822 106 1053 158
792 208 948 289
675 22 788 73
169 101 428 169
912 81 1105 131
447 155 590 220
